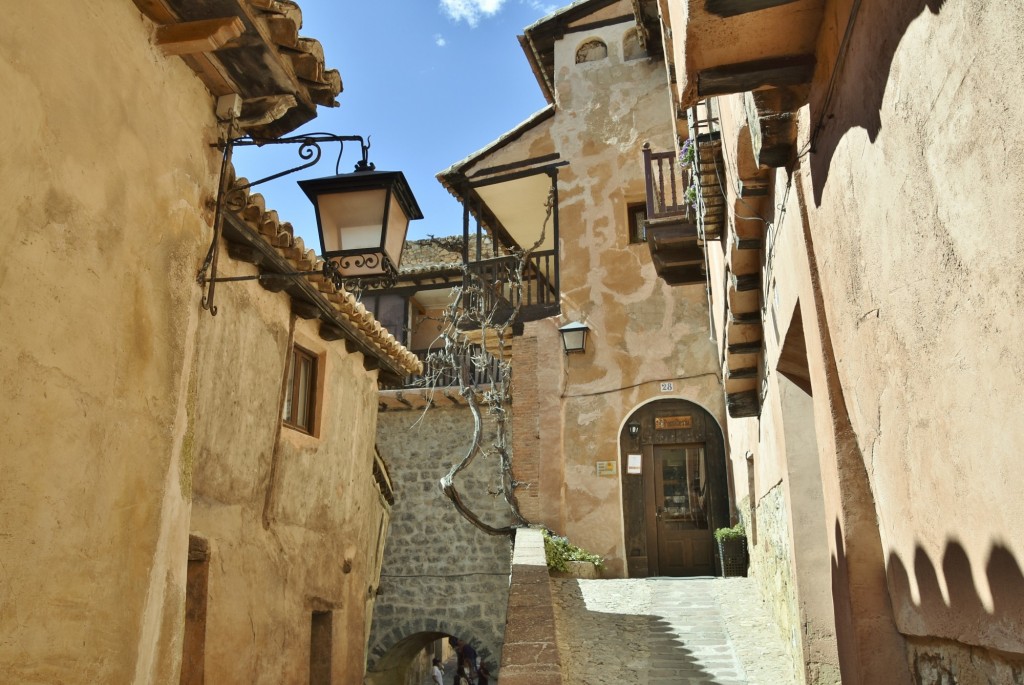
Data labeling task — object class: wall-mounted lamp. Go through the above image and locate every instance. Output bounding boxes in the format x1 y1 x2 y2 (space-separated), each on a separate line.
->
197 126 423 315
627 420 641 438
558 320 590 354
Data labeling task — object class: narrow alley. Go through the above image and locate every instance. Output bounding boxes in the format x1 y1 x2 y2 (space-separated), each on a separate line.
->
552 578 795 685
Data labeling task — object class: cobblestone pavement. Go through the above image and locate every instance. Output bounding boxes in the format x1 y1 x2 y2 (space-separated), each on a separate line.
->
551 577 797 685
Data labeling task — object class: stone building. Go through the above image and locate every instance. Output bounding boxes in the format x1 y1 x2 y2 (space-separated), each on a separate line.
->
366 237 514 685
0 1 419 682
436 0 730 580
634 0 1024 683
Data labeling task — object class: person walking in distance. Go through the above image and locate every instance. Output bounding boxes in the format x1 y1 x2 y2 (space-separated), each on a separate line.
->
431 658 444 685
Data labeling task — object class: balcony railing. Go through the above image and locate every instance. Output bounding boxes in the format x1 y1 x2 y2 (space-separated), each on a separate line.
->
464 249 559 325
404 345 504 389
643 142 693 223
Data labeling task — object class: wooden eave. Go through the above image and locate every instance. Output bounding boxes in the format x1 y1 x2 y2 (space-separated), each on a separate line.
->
629 0 663 58
134 0 341 138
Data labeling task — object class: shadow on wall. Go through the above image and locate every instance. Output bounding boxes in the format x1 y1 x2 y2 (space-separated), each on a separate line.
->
886 540 1024 658
809 0 947 205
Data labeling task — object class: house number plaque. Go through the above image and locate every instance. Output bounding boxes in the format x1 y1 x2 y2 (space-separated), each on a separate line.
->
655 415 692 430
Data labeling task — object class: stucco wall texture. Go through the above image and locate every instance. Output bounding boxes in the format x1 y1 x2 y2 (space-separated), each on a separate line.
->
368 406 512 684
802 0 1024 675
0 3 216 682
535 13 725 574
190 252 390 685
701 1 1024 681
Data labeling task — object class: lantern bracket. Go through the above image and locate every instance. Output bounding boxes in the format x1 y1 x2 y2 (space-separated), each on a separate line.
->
197 126 383 315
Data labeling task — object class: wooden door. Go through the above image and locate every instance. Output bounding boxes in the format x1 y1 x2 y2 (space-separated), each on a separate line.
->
652 445 715 576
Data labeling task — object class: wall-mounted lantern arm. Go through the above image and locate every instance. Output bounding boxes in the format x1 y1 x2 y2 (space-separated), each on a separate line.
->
196 129 420 315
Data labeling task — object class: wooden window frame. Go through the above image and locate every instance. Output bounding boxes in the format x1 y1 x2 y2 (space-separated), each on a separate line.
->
283 345 319 435
627 201 648 243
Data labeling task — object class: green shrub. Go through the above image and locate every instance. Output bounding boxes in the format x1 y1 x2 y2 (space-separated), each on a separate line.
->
542 529 603 572
714 523 746 542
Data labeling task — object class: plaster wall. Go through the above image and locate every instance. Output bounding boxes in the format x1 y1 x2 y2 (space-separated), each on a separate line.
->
700 1 1024 679
0 4 217 682
368 406 512 684
190 252 389 685
798 0 1024 669
533 13 724 575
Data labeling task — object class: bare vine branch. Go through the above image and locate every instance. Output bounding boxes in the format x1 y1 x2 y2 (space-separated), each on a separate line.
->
428 188 556 536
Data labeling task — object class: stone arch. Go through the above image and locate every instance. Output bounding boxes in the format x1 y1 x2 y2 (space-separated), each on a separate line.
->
623 28 646 61
366 617 501 685
575 38 608 63
618 398 729 577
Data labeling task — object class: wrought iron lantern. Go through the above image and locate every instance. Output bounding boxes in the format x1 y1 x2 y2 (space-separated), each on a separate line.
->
558 320 590 354
198 128 422 315
627 420 641 438
298 168 421 288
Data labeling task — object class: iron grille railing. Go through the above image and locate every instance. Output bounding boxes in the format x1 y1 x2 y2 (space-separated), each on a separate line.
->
405 345 504 388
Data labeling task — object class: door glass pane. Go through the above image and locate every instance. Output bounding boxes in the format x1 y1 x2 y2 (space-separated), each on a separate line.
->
659 445 708 529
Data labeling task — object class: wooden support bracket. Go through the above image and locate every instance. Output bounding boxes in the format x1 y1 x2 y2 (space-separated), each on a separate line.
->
698 54 815 97
291 298 322 321
156 17 245 56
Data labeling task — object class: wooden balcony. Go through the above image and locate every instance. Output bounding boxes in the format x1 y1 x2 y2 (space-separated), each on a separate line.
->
463 250 560 327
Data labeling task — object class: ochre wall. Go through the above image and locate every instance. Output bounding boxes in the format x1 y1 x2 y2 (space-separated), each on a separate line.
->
801 0 1024 675
0 3 217 682
702 1 1024 681
191 250 389 685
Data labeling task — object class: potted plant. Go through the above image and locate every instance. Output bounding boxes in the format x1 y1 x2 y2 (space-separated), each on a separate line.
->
714 523 748 577
542 530 604 578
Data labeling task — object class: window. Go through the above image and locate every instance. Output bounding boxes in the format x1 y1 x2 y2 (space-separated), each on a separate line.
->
575 38 608 63
623 29 647 61
283 346 318 434
627 202 648 243
309 611 332 685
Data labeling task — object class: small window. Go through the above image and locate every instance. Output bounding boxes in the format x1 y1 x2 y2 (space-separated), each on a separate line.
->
627 202 648 243
309 611 332 685
623 29 647 61
576 39 608 64
283 346 318 434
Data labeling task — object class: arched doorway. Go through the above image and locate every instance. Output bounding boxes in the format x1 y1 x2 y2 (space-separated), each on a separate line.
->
620 399 729 577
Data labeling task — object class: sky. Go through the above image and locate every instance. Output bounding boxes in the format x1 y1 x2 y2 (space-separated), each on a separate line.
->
232 0 560 249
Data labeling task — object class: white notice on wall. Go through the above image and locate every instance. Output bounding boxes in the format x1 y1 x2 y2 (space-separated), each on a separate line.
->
627 453 642 475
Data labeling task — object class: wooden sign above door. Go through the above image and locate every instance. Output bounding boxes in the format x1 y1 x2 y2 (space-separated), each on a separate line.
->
655 415 692 430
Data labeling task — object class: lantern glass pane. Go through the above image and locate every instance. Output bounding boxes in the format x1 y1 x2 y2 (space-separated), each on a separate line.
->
383 193 410 267
316 188 387 253
562 330 586 352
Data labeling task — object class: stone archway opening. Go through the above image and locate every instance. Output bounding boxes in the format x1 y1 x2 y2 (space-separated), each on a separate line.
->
366 623 499 685
619 398 730 577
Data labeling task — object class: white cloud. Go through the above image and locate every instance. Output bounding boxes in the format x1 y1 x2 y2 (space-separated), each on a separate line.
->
439 0 506 27
524 0 559 15
434 33 447 47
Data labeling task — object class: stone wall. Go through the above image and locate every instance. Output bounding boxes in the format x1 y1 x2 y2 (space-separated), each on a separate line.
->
367 405 513 684
745 486 803 682
190 248 391 684
500 528 563 685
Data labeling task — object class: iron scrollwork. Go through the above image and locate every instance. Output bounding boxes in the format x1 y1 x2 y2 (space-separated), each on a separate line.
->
196 128 375 315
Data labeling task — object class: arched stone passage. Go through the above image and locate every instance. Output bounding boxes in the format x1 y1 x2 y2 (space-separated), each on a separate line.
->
619 398 730 577
366 618 501 685
370 407 511 683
